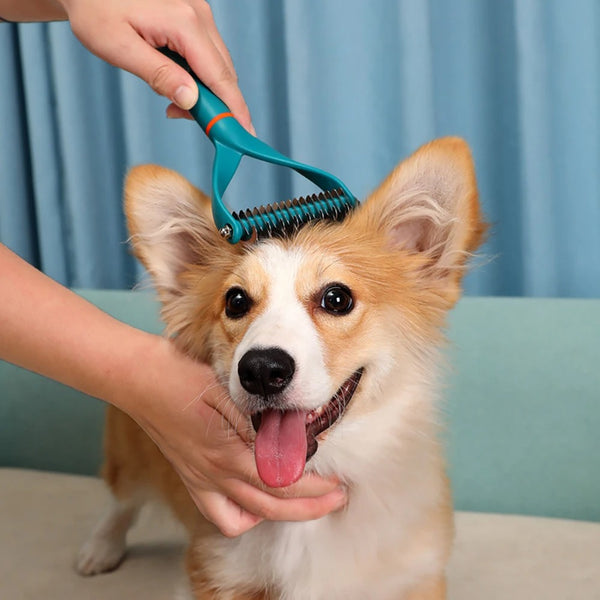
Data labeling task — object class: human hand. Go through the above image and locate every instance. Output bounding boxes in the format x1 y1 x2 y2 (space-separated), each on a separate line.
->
119 335 347 537
58 0 253 130
1 245 341 538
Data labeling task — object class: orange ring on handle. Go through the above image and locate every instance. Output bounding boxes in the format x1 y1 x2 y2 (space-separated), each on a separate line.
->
205 112 234 136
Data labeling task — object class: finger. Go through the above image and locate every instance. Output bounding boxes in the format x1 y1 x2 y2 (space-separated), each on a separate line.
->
188 1 235 70
223 479 347 522
234 419 254 445
276 473 341 498
178 31 254 132
214 444 340 499
194 1 237 76
98 26 199 109
192 490 263 537
205 395 254 445
166 103 194 119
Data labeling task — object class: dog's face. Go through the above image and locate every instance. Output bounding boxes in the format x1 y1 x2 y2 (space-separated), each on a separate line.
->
126 138 485 488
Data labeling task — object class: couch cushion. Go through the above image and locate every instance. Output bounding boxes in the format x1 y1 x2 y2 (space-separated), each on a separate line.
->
0 468 186 599
1 468 598 599
449 512 600 599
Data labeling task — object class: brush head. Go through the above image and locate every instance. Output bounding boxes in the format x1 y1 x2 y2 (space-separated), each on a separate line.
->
221 189 358 241
156 49 358 244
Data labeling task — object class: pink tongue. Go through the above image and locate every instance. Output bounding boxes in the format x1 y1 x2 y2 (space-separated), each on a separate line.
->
254 409 307 488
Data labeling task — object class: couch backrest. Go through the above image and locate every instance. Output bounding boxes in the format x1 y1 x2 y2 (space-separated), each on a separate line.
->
446 297 600 522
0 291 164 476
1 292 598 522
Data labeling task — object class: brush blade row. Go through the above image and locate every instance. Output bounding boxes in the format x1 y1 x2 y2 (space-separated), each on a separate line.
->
232 189 358 240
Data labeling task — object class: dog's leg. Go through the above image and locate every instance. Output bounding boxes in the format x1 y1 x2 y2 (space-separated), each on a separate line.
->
185 544 270 600
404 575 446 600
76 407 150 575
76 496 141 575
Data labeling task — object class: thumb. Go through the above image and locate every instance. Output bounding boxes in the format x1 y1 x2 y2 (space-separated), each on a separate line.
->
147 56 198 110
105 32 198 109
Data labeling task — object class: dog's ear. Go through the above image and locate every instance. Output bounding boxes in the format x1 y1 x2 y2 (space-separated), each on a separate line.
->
125 165 230 294
361 137 486 288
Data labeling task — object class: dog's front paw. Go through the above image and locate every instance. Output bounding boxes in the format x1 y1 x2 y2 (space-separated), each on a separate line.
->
75 535 127 576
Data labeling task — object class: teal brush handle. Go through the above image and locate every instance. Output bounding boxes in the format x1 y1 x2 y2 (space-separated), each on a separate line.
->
159 48 259 241
159 48 356 243
161 48 297 167
159 47 232 132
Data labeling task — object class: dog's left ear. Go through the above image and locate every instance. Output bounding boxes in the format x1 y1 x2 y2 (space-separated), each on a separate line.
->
361 137 486 290
124 165 235 298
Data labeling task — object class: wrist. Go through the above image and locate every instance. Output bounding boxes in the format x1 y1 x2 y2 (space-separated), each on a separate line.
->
95 325 172 413
106 329 217 425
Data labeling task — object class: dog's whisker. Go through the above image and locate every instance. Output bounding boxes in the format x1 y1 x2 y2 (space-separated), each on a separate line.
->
204 392 236 437
181 382 224 413
202 391 250 442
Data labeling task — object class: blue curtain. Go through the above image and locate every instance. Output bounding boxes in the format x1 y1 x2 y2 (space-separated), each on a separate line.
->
1 0 599 296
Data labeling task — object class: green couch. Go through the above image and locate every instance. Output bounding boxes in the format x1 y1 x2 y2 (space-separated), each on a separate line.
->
1 292 599 598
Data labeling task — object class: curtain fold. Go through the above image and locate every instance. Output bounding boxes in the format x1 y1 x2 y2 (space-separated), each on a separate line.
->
1 25 41 270
1 0 598 296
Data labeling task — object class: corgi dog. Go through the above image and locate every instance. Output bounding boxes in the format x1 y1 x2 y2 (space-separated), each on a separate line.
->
77 137 485 599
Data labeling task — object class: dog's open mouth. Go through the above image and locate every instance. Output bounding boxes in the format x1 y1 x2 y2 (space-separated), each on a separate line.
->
250 368 364 488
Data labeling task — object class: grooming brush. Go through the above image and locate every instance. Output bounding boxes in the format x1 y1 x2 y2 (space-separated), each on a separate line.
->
160 48 358 243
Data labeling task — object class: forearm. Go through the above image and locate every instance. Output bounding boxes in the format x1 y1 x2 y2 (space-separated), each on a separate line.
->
0 243 158 411
0 0 66 22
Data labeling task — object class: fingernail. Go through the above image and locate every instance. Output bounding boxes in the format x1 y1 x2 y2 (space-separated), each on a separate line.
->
173 85 197 110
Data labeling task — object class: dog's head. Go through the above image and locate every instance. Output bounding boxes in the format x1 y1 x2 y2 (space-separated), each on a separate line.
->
126 137 485 488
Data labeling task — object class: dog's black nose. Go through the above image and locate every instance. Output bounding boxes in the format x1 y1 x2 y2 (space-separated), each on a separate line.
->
238 347 295 396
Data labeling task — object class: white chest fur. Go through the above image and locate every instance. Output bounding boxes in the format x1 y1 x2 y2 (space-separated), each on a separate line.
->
200 387 449 600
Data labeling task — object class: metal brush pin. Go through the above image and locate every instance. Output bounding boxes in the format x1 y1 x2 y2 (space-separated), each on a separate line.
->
231 189 356 240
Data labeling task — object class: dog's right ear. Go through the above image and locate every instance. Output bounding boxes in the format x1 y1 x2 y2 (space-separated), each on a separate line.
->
125 165 229 295
353 137 486 306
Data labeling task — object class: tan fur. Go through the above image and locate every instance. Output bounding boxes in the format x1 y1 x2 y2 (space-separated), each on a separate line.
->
405 576 447 600
186 545 274 600
88 138 485 599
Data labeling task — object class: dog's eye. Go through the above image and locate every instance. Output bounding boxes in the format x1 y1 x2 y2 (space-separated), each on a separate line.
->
225 287 252 319
321 284 354 315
